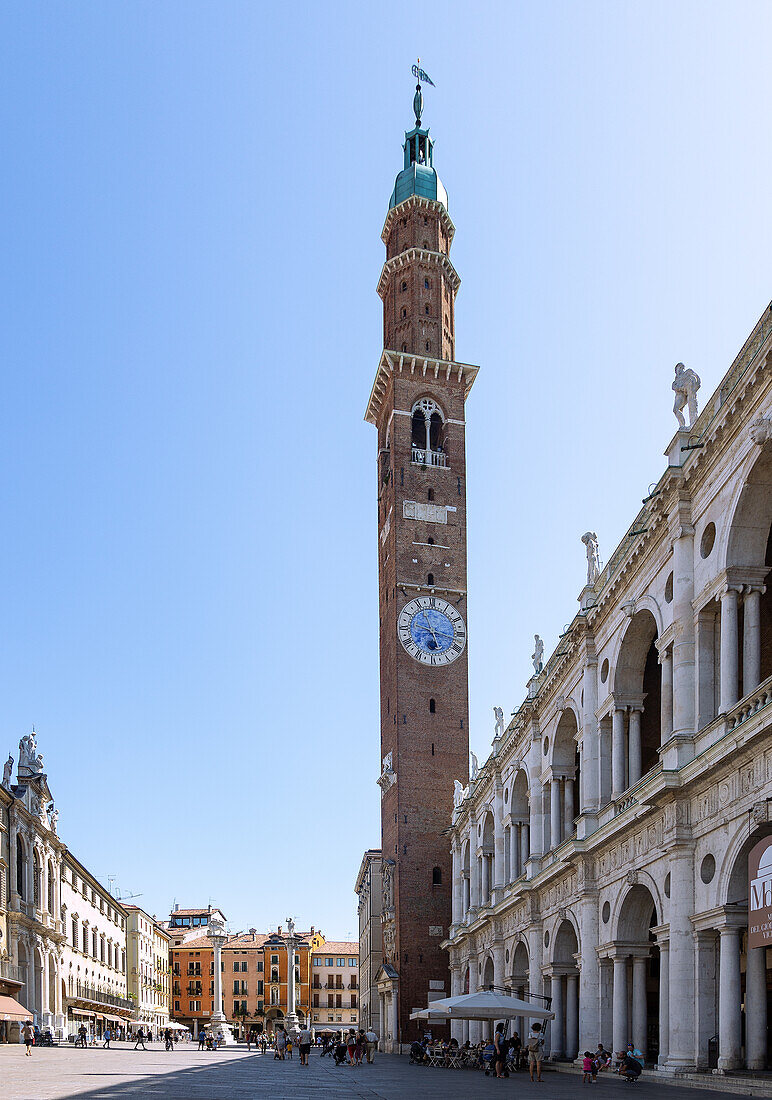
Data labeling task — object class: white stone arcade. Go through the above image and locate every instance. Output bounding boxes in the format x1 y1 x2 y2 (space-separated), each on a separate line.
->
445 308 772 1073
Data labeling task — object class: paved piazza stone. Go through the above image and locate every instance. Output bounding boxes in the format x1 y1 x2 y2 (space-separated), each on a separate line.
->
0 1043 758 1099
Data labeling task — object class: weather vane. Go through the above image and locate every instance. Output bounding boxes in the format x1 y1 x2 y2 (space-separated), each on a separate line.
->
411 58 435 127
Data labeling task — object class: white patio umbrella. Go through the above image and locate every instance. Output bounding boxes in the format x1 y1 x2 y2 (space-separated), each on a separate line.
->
409 1006 452 1021
415 990 553 1021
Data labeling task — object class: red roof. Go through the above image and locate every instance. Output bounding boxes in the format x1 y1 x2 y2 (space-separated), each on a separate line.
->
313 941 358 955
224 933 269 949
172 936 213 950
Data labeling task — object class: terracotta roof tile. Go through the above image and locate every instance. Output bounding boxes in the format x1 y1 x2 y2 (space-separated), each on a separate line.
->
313 941 359 954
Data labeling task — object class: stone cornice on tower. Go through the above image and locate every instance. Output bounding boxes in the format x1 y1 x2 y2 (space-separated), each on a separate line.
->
364 349 479 426
381 194 455 245
377 246 461 300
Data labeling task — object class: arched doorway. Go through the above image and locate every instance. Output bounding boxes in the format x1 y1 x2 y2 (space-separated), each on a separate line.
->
712 828 771 1070
511 940 530 1048
480 812 494 908
613 611 661 795
508 771 529 880
550 711 580 848
612 884 660 1063
721 442 772 708
549 920 579 1060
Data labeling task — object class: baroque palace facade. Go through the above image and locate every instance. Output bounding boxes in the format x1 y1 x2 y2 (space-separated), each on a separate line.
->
445 309 772 1074
0 733 138 1038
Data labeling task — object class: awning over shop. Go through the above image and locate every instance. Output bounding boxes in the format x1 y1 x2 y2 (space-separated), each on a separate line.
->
0 995 32 1022
69 1008 95 1018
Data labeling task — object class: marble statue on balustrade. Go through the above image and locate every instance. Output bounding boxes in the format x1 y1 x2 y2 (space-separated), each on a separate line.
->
532 635 544 674
582 531 600 585
454 779 465 809
18 732 44 776
2 754 12 790
50 807 59 834
493 706 504 739
672 361 701 429
470 752 479 781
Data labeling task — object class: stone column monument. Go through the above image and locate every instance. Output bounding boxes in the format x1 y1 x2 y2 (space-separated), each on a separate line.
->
207 916 235 1045
285 917 298 1030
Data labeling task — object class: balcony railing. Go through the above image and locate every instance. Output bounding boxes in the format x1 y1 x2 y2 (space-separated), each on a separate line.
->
411 445 448 469
0 960 24 984
70 981 133 1012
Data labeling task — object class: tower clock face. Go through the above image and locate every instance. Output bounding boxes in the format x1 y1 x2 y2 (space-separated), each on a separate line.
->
397 596 466 666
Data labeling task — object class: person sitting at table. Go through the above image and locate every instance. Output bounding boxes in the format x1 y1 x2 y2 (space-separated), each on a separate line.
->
510 1030 522 1070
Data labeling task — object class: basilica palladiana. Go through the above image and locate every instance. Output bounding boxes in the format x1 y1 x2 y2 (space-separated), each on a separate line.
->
445 307 772 1074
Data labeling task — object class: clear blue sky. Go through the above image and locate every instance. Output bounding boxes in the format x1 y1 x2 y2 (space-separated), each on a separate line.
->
1 1 771 938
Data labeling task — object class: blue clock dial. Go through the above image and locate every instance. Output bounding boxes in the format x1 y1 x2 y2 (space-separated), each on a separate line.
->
410 608 455 653
397 595 466 666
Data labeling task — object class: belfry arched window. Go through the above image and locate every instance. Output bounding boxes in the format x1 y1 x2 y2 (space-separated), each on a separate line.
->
410 398 447 467
16 835 25 898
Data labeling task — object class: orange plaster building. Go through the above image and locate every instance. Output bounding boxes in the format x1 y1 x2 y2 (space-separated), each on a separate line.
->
170 936 214 1036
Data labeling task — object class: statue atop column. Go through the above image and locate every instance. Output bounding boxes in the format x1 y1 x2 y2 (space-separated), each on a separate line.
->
493 706 504 739
470 752 479 781
2 754 12 790
532 635 544 674
672 362 701 428
453 779 466 808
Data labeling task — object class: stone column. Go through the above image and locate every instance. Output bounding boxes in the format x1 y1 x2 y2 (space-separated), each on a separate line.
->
564 779 575 837
521 824 530 872
462 871 470 919
450 966 463 1045
658 941 669 1066
659 645 673 741
528 774 544 860
666 845 695 1069
467 955 480 1044
510 824 519 880
493 784 505 900
207 918 235 1044
480 854 489 906
628 708 642 787
565 974 579 1060
612 709 626 798
504 826 511 884
743 587 763 696
390 989 399 1047
631 956 648 1059
550 974 564 1059
492 940 505 991
599 716 612 806
581 639 599 810
550 779 562 849
612 956 629 1055
671 506 696 739
745 944 767 1070
717 926 742 1071
577 889 600 1056
470 845 481 911
694 608 717 730
451 843 461 925
719 587 739 713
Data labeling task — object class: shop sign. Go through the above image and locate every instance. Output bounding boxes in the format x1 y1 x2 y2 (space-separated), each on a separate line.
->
748 835 772 948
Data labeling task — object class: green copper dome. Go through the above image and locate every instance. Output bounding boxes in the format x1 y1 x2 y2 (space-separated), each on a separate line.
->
389 124 448 211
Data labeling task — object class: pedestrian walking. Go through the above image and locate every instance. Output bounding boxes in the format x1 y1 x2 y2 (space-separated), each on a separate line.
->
298 1025 312 1065
77 1024 88 1048
134 1027 146 1051
103 1027 112 1049
526 1022 544 1082
346 1028 357 1065
198 1029 206 1050
275 1026 286 1060
22 1020 34 1056
365 1026 378 1063
164 1028 173 1051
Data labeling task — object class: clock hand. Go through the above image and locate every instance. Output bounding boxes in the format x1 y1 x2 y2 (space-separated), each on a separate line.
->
420 611 441 648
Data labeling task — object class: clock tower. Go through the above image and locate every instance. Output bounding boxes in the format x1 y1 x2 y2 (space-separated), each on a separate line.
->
366 81 477 1046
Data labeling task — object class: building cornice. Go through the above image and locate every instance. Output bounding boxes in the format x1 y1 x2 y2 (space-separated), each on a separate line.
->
377 247 460 300
365 350 479 426
381 195 455 246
